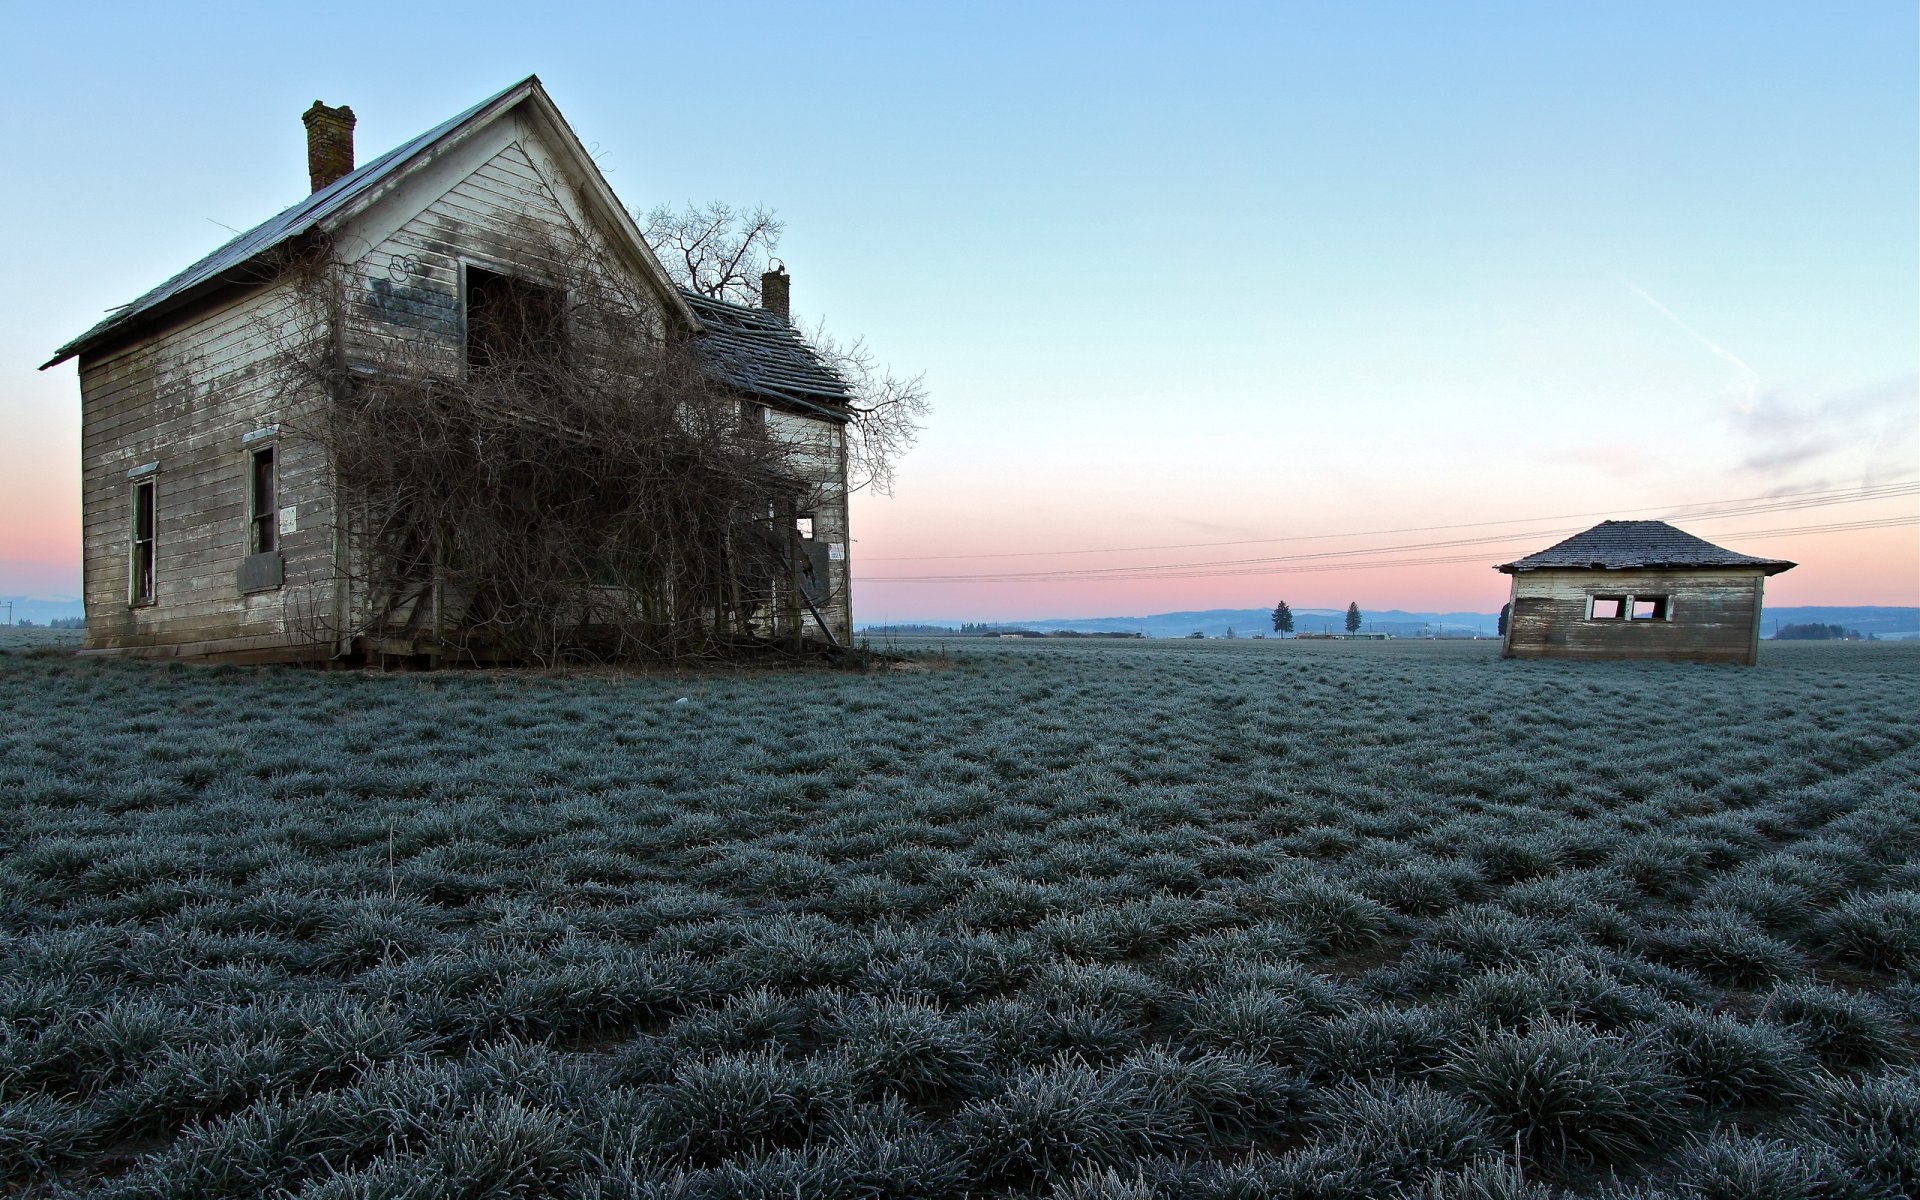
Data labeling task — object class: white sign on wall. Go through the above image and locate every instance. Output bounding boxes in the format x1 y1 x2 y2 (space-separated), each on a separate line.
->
279 505 299 534
828 542 845 562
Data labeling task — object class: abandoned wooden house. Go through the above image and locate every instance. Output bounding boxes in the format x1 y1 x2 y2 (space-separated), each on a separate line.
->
42 77 854 663
1497 520 1795 665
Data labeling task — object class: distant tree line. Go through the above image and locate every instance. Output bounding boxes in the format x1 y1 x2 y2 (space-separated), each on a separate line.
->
6 617 85 629
1774 623 1873 641
863 624 1145 638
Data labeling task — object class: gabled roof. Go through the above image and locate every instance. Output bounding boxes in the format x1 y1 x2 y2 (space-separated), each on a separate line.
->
44 76 696 368
680 290 852 421
1496 520 1796 575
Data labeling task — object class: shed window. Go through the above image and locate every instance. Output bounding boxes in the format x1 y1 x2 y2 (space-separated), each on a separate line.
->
130 480 156 605
1588 596 1624 620
465 266 566 375
249 446 278 554
1631 596 1670 621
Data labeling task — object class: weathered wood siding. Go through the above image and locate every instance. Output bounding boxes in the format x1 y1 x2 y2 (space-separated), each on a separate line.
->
1502 568 1768 665
768 409 853 645
76 285 337 660
336 119 664 371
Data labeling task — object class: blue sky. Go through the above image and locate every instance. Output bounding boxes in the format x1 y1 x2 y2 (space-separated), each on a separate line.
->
3 1 1914 619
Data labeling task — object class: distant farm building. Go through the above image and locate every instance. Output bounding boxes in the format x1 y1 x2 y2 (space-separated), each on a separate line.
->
1497 521 1794 666
42 77 853 663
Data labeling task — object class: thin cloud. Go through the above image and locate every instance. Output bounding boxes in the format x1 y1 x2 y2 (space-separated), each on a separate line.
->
1732 375 1920 485
1613 273 1760 410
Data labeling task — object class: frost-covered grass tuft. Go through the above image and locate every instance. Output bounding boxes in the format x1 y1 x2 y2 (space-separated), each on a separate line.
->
1762 982 1908 1071
1788 1069 1920 1198
1657 1008 1813 1111
1438 1018 1688 1169
952 1058 1185 1189
1820 890 1920 974
1665 1131 1840 1200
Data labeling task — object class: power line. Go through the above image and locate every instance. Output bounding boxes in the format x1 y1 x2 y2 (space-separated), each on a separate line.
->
863 498 1918 584
862 478 1919 563
860 513 1918 585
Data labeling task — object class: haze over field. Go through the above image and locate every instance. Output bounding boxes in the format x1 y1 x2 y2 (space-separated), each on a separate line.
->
2 2 1914 623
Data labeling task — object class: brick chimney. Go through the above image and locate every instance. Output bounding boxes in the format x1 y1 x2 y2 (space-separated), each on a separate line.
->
302 101 356 193
760 266 790 321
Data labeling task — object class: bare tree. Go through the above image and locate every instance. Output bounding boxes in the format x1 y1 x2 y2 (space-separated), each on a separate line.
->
641 201 929 495
642 201 784 305
266 223 823 666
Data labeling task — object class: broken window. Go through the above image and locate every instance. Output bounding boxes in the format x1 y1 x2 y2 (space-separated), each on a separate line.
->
130 480 156 605
1631 596 1670 621
739 400 769 437
465 266 567 375
795 515 815 540
1588 596 1624 620
249 445 278 554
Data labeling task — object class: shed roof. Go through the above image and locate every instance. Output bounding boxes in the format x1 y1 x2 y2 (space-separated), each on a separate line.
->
1496 520 1796 575
679 290 851 420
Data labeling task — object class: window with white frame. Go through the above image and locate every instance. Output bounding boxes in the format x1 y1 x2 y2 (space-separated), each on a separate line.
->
248 444 278 554
130 479 157 605
1588 593 1672 622
1631 596 1670 620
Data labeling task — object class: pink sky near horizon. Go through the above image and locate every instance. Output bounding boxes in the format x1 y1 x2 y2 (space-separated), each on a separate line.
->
847 497 1920 623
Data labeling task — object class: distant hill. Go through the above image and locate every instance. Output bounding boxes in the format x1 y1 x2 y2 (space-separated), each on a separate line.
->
1 595 85 627
865 604 1920 641
867 608 1502 640
1759 607 1920 640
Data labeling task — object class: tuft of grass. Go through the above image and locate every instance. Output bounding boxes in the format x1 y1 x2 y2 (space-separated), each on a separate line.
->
1820 890 1920 974
1437 1017 1688 1170
639 1049 854 1167
1762 982 1908 1071
1245 876 1398 953
1313 1078 1496 1183
1306 1005 1462 1080
1665 1131 1840 1200
824 995 991 1101
1118 1047 1309 1148
1644 908 1804 988
952 1058 1186 1190
1787 1069 1920 1199
1658 1008 1814 1111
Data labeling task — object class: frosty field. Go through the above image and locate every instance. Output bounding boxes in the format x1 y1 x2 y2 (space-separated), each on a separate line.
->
1 637 1916 1198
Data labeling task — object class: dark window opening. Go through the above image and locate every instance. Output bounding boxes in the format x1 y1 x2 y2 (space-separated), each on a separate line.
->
250 446 278 554
1631 596 1669 620
465 266 567 376
131 481 156 605
1588 596 1624 620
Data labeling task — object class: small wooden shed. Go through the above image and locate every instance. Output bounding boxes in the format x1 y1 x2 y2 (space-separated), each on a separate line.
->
1497 521 1795 665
